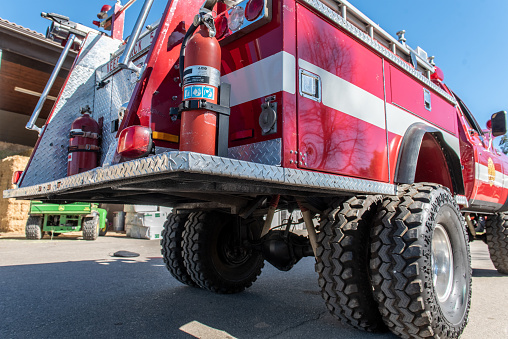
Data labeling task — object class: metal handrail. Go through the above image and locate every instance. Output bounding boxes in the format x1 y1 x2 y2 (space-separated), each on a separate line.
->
26 34 76 134
118 0 155 73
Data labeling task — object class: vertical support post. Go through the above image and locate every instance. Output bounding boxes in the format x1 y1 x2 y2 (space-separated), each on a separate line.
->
111 3 125 40
118 0 155 73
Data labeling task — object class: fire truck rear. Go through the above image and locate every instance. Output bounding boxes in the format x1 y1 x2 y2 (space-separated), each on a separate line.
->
5 0 508 337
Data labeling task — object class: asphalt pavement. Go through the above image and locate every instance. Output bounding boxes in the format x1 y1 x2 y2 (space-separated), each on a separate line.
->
0 232 507 338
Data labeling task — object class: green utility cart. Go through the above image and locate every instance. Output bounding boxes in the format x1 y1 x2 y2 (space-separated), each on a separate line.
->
25 201 108 240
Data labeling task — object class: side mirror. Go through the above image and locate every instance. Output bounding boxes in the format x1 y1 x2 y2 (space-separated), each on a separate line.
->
491 111 507 137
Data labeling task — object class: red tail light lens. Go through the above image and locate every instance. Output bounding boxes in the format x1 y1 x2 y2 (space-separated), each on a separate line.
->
117 125 153 158
245 0 264 21
12 171 23 185
215 15 229 39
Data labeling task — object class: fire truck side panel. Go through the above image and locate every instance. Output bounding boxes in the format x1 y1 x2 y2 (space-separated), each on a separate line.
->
390 67 457 134
296 4 389 182
19 33 121 188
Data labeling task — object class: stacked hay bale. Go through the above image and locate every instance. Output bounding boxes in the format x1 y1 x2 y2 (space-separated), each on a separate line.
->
0 155 31 233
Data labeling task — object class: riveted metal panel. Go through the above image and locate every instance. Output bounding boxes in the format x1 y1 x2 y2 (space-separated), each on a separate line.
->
228 138 281 166
6 152 396 199
21 34 121 187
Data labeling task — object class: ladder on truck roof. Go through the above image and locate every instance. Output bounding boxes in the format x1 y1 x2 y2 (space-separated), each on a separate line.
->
319 0 436 78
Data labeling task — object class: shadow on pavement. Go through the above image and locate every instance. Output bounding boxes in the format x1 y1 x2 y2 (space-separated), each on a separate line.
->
472 268 505 278
0 257 397 339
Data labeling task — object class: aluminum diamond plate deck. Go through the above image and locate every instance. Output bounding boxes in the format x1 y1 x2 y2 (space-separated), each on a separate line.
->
21 33 121 187
228 139 281 166
5 152 397 199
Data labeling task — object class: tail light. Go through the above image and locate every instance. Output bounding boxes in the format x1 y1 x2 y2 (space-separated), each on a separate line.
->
12 171 23 185
117 125 153 158
245 0 264 21
214 0 272 44
215 15 229 40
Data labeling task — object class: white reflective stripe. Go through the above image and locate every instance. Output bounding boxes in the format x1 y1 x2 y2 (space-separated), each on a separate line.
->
298 58 386 130
386 104 460 156
221 51 296 107
299 58 460 157
475 163 505 188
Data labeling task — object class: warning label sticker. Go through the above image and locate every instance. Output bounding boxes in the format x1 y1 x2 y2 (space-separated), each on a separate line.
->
183 65 220 87
183 85 215 100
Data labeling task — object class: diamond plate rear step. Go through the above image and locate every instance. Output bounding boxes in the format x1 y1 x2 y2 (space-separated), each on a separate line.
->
4 152 396 206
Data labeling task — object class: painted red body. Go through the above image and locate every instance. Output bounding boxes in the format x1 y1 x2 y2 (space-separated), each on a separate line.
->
67 113 100 176
109 0 508 212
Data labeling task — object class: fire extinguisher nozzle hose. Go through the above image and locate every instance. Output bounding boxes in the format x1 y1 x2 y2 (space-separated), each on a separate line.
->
179 20 199 82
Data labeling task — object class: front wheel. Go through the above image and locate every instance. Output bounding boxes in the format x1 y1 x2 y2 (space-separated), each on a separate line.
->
182 211 264 294
370 184 471 338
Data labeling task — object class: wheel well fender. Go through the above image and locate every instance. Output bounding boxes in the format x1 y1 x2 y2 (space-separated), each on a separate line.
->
394 123 465 195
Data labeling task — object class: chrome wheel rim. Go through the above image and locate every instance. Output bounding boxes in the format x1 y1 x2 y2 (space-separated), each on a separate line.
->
432 224 454 303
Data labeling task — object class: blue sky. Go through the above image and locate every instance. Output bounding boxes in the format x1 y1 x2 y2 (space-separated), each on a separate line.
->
2 0 507 130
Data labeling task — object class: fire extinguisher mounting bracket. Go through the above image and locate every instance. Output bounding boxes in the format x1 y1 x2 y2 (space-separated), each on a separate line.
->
170 82 231 157
170 82 231 119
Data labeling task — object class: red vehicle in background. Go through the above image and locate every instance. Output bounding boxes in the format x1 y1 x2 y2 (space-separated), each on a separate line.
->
6 0 508 338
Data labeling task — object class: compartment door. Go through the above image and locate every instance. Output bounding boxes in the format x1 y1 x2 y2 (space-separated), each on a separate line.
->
295 5 389 182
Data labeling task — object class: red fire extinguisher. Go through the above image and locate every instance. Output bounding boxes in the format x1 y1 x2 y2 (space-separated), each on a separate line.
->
67 106 101 176
179 9 221 155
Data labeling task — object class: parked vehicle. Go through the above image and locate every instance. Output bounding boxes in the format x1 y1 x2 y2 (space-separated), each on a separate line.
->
26 201 107 240
6 0 508 337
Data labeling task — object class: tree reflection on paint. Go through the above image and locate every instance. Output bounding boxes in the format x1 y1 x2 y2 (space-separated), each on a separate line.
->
297 8 388 182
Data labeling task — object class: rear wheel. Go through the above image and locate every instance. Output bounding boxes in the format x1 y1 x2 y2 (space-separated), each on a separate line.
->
316 195 386 332
25 216 43 240
370 184 471 338
161 213 196 286
485 213 508 274
99 221 108 236
82 215 99 240
182 211 264 294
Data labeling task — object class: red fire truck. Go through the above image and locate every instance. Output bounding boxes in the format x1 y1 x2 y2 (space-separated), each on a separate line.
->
5 0 508 337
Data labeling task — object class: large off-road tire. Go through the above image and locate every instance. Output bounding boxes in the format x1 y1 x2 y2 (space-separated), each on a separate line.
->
485 213 508 274
182 211 264 294
161 213 196 286
25 216 43 240
316 195 386 332
370 184 471 338
82 215 99 240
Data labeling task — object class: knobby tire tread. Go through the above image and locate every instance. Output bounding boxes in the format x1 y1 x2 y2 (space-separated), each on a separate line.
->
370 183 471 339
160 213 196 286
315 195 386 332
25 216 42 240
485 213 508 274
182 211 264 294
82 216 99 240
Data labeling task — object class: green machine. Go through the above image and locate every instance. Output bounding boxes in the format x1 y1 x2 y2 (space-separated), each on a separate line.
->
25 201 108 240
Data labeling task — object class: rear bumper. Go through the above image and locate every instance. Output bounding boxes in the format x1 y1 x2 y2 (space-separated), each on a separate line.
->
4 152 396 204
